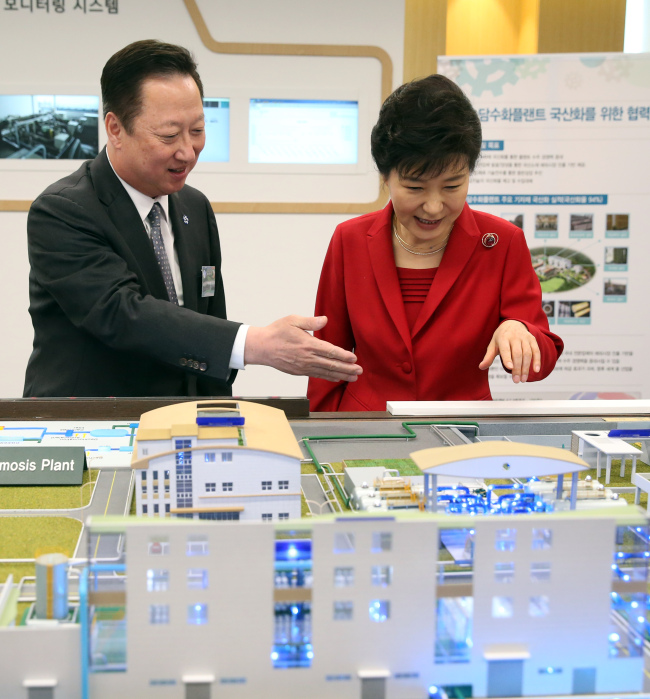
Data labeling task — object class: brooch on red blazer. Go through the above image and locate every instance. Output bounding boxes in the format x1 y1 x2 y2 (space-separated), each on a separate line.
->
482 233 499 248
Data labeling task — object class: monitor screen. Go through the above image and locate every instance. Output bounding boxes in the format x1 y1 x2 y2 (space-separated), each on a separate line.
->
199 98 230 163
0 94 99 159
248 99 358 164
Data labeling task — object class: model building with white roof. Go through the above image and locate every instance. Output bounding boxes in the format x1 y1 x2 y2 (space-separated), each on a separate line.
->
131 400 302 521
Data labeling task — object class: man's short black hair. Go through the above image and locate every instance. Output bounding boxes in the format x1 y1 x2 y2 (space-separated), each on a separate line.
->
371 74 482 179
101 39 204 133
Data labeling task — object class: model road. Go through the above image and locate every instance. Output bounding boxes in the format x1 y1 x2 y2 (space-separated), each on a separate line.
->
301 474 336 515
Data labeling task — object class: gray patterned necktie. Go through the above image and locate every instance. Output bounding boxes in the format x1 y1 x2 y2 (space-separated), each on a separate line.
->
146 202 179 305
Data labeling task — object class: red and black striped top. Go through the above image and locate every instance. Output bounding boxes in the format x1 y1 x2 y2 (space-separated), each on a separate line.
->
396 266 437 332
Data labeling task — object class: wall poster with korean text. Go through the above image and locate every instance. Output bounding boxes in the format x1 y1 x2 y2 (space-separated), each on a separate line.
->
440 53 650 399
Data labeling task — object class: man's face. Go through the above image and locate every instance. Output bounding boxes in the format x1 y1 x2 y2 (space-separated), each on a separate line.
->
107 74 205 198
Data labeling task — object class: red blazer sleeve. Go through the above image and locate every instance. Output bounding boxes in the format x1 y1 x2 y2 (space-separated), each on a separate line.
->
499 229 564 379
307 226 355 411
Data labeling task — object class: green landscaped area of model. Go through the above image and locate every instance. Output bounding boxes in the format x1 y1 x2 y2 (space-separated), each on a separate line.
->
301 459 423 513
570 457 649 507
343 458 422 476
0 469 98 510
0 516 83 584
302 459 422 477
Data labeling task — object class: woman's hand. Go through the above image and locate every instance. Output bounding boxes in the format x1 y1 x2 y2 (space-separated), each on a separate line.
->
479 320 541 383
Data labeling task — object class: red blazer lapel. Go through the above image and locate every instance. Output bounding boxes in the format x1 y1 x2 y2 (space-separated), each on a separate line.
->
412 203 481 338
367 203 413 354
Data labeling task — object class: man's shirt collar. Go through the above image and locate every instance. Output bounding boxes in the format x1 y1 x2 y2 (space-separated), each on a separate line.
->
106 150 170 224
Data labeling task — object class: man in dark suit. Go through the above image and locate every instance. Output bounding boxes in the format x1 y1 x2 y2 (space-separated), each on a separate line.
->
23 40 361 397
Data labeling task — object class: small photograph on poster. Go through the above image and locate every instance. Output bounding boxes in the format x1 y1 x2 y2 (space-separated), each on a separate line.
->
530 247 595 293
606 214 630 238
569 213 593 239
558 300 591 324
535 214 559 238
503 213 523 229
0 94 99 159
604 278 627 302
604 247 628 271
542 300 555 324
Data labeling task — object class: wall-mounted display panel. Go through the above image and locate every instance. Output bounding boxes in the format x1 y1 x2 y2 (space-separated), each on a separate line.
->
248 99 358 165
0 94 99 160
198 98 230 163
186 85 372 204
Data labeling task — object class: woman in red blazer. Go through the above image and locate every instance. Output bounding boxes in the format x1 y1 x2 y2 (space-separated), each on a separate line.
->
308 75 563 412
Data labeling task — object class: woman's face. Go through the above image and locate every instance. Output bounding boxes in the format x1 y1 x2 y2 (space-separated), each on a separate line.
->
385 164 470 248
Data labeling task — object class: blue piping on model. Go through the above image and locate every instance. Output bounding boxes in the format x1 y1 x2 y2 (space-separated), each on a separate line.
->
80 563 127 699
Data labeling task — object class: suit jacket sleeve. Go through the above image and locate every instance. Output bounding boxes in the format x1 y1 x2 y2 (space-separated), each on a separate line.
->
498 229 564 379
26 187 240 385
307 225 355 411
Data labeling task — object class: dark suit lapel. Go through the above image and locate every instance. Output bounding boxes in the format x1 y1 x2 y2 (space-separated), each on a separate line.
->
90 149 169 301
367 204 413 353
169 194 201 313
412 203 480 338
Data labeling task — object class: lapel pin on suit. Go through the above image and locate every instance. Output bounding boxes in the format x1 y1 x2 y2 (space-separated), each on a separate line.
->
482 233 498 248
183 215 189 224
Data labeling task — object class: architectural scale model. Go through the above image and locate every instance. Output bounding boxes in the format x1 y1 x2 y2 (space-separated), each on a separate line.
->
1 507 648 699
132 401 302 522
344 427 628 515
0 420 138 468
1 401 650 699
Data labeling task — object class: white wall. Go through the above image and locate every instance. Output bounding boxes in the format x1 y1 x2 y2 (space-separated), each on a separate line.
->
0 625 81 699
219 212 355 397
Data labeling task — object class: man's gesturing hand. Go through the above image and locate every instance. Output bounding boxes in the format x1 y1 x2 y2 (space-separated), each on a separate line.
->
245 315 362 382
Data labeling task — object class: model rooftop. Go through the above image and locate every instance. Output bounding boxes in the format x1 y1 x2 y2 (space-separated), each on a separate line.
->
411 441 589 478
134 400 302 461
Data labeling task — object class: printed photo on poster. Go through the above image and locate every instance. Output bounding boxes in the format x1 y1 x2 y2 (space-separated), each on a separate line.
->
530 247 595 293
